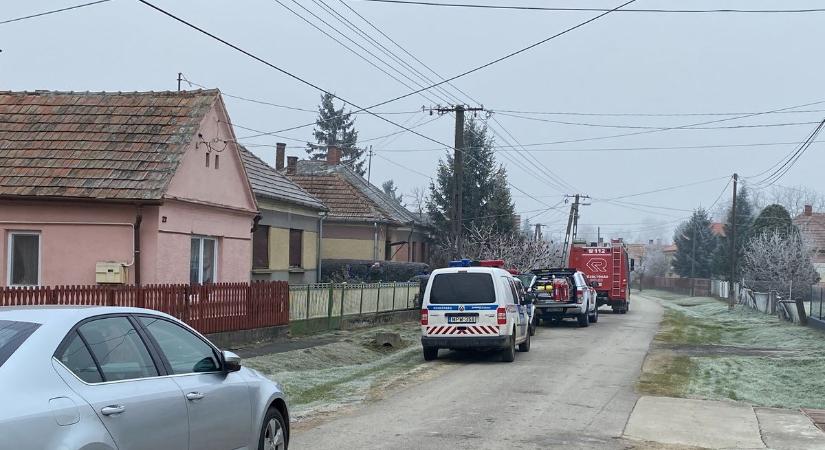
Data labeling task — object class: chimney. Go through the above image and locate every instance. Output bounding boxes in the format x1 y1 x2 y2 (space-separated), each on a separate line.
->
275 143 286 170
286 156 298 175
805 204 813 216
656 238 662 246
327 145 342 166
649 239 654 245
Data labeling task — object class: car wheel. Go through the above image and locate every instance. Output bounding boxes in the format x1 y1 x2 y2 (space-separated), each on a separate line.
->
518 330 531 352
501 333 516 362
259 407 287 450
529 317 537 336
423 346 438 361
589 305 599 323
577 309 590 328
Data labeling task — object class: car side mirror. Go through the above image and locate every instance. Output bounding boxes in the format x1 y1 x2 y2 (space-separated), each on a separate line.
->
222 350 242 373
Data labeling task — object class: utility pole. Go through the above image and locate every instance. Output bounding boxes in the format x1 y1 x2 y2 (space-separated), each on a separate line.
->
177 72 183 92
366 145 374 183
729 173 738 309
534 223 543 241
561 194 590 265
426 105 484 258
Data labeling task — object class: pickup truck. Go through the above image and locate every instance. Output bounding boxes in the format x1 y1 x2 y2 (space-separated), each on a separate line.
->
530 268 599 328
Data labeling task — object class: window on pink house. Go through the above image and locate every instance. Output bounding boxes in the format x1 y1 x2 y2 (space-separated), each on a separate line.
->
8 232 40 286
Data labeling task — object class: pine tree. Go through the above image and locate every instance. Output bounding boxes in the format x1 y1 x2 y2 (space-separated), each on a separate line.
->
306 93 364 175
672 208 718 278
750 204 795 239
381 179 404 205
426 117 516 237
712 187 755 280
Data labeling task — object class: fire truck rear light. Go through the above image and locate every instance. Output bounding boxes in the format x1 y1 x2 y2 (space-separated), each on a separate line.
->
496 307 507 325
420 309 428 325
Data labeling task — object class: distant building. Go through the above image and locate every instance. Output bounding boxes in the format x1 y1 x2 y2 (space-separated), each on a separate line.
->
710 222 726 237
793 205 825 278
241 144 327 284
0 90 258 286
285 146 433 267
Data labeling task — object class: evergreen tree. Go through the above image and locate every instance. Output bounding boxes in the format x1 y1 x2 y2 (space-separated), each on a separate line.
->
712 187 755 280
381 179 404 205
750 204 795 239
306 93 364 175
672 208 718 278
426 117 516 237
521 216 532 238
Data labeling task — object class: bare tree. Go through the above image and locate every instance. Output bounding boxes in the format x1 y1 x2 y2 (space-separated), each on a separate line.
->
408 186 427 216
751 185 825 216
432 224 563 272
640 245 670 277
742 230 820 323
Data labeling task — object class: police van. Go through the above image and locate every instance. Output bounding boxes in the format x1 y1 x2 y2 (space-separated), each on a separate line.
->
420 259 531 362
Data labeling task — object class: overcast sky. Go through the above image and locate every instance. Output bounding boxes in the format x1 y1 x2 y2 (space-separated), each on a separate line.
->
3 0 825 243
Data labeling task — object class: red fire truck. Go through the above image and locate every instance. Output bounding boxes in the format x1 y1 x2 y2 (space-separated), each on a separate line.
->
568 239 633 314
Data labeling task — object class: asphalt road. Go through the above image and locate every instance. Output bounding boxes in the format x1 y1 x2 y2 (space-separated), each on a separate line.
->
292 294 664 449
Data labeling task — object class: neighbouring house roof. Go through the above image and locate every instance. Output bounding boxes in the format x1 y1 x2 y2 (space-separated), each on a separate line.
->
710 222 726 237
662 244 678 254
794 212 825 263
239 147 326 211
288 160 426 226
0 90 219 201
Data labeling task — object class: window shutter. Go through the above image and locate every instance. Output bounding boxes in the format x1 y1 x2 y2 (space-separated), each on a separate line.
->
252 226 270 269
289 229 303 268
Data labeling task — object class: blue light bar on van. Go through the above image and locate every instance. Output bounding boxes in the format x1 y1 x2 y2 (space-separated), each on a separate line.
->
448 259 473 267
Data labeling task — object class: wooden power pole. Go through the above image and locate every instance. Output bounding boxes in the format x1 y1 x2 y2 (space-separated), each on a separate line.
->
729 173 738 309
427 105 484 258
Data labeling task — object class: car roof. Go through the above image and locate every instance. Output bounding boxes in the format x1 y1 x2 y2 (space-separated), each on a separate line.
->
0 305 175 326
430 267 512 276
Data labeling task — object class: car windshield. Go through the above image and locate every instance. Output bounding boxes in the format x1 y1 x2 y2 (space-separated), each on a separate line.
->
515 274 534 288
429 272 495 304
0 320 41 368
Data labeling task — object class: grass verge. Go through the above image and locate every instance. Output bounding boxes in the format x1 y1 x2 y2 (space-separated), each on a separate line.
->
243 322 431 420
638 290 825 409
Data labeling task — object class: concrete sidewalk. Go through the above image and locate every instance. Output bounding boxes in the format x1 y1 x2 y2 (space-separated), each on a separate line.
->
624 396 825 449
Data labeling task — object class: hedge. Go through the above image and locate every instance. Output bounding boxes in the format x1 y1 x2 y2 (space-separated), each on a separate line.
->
321 259 429 283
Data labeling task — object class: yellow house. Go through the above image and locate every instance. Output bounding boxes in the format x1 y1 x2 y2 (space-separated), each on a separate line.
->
241 146 327 284
285 146 432 271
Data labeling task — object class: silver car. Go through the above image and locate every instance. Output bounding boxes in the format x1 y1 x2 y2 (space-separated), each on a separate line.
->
0 306 289 450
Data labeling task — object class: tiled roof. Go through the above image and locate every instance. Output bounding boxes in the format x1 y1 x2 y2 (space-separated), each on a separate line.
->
288 160 426 225
0 90 218 200
239 147 325 211
794 213 825 263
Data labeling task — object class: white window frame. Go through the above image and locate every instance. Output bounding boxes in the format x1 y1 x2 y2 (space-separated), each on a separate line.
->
7 231 42 287
190 236 218 284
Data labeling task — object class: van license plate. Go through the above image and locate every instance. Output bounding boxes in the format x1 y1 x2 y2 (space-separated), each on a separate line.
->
448 316 477 324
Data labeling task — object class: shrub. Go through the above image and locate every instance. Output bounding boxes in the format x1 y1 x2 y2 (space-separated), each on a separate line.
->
321 259 429 283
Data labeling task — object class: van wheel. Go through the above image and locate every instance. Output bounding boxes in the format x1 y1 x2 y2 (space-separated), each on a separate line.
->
589 306 599 323
518 330 531 352
501 334 516 362
577 310 590 328
423 346 438 361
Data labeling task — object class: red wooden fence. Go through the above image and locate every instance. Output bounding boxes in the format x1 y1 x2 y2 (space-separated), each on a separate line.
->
0 281 289 335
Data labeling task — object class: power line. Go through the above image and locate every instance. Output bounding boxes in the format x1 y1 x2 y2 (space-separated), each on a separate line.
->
0 0 111 26
605 175 731 201
752 118 825 188
363 0 825 14
493 108 825 118
356 139 825 153
495 111 825 130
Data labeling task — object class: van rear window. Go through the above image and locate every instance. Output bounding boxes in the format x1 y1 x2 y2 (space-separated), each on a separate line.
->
429 273 495 304
0 320 40 368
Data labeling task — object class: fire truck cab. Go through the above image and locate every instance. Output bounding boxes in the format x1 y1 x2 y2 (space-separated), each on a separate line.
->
568 239 633 314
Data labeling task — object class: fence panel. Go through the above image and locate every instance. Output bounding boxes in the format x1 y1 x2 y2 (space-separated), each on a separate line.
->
1 281 288 335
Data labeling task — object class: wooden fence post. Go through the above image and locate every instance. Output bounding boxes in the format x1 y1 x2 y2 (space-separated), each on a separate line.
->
48 287 58 305
246 283 254 330
392 282 397 311
327 284 335 330
305 285 311 321
359 284 365 315
376 283 381 313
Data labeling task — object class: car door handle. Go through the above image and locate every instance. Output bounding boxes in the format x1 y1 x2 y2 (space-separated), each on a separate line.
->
101 405 126 416
185 392 205 401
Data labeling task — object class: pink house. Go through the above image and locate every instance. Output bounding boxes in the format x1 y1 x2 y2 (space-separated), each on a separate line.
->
0 90 258 287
